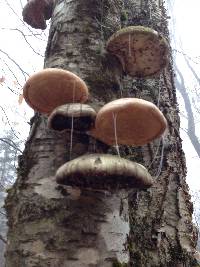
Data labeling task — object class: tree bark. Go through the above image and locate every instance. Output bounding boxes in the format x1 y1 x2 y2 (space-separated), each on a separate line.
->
5 0 197 267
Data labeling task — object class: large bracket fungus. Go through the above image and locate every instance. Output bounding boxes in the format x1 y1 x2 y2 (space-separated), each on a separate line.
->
106 26 169 77
22 0 54 30
56 154 153 190
48 103 96 132
91 98 167 146
23 68 88 114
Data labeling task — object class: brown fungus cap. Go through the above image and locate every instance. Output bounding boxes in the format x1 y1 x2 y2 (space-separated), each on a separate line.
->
106 26 169 77
56 154 153 190
48 103 96 131
22 0 54 30
91 98 167 146
23 68 89 114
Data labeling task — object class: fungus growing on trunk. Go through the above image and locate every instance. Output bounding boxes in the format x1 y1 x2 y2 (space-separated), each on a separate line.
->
56 154 153 190
48 103 96 131
22 0 54 30
106 26 169 77
91 98 167 146
23 68 88 114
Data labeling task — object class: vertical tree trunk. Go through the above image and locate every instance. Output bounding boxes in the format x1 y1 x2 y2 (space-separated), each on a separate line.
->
123 1 198 266
5 0 197 267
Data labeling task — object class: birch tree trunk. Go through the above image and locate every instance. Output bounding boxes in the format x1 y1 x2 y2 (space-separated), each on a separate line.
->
5 0 198 267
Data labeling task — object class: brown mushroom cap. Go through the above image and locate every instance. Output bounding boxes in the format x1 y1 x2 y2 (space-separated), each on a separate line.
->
106 26 169 77
23 68 89 114
56 153 153 190
22 0 54 30
48 103 96 131
44 0 54 20
92 98 167 146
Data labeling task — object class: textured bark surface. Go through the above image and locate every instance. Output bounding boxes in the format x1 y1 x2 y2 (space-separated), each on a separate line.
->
5 0 197 267
122 1 198 266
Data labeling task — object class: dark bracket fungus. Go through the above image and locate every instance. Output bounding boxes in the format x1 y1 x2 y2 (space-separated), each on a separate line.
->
90 98 167 146
48 103 96 131
22 0 54 30
23 68 89 114
56 154 153 190
106 26 169 77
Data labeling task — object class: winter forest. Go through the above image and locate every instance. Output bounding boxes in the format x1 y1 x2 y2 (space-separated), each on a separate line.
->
0 0 200 266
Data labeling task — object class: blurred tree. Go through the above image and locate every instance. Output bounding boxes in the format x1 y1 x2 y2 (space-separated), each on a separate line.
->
0 127 22 267
0 129 21 188
168 0 200 157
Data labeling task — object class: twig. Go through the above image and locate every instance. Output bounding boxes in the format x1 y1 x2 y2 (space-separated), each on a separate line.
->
0 106 20 140
0 234 7 244
1 28 44 57
0 49 29 81
1 58 22 88
4 0 46 42
0 138 22 153
0 210 6 217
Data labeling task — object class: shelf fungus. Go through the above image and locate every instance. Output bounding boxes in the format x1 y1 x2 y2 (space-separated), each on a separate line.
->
23 68 88 114
22 0 54 30
91 98 167 146
48 103 96 131
106 26 169 77
56 154 153 190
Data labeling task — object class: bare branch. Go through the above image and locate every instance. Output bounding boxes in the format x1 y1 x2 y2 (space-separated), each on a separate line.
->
4 0 46 41
19 0 23 10
173 49 200 65
1 58 22 89
0 210 6 217
0 234 7 244
175 64 200 158
183 55 200 86
0 49 29 81
0 138 22 154
0 106 20 140
1 28 44 57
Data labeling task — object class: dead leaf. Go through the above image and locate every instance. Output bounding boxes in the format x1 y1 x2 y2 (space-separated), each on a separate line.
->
18 94 24 105
13 80 18 86
0 76 5 84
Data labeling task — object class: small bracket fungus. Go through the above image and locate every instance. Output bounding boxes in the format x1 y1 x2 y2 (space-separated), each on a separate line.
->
56 154 153 190
23 68 89 114
106 26 169 77
22 0 54 30
91 98 167 146
48 103 96 131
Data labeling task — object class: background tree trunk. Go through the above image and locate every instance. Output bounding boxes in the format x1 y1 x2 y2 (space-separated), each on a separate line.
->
5 0 197 267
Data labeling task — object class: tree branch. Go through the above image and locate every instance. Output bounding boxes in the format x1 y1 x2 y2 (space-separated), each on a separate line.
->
0 234 7 244
175 63 200 158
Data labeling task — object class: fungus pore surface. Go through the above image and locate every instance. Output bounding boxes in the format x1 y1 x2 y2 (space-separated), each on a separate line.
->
48 103 96 131
56 153 153 190
106 26 169 77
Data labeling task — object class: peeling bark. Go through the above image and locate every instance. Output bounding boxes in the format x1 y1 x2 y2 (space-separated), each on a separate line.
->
5 0 197 267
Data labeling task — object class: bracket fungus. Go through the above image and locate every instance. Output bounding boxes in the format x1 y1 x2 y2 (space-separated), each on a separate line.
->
48 103 96 131
23 68 88 114
22 0 54 30
91 98 167 146
106 26 169 77
56 154 153 190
